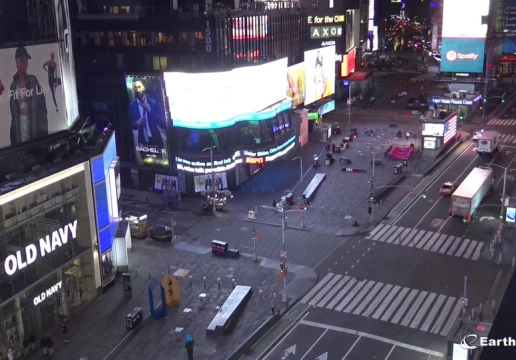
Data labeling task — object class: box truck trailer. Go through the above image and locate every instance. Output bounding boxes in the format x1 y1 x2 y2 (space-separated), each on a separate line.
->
450 167 493 218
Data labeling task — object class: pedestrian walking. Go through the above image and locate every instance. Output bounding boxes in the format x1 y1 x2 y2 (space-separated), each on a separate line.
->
331 143 336 153
61 321 69 343
47 336 55 356
22 336 29 356
272 200 276 209
29 334 36 352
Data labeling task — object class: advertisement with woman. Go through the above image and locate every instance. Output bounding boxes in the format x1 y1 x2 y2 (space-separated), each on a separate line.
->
304 46 336 105
125 75 169 167
194 172 228 193
0 43 68 149
286 63 306 108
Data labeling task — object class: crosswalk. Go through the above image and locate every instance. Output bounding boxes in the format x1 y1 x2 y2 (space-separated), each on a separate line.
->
498 133 516 144
365 224 484 261
301 273 462 337
487 118 516 126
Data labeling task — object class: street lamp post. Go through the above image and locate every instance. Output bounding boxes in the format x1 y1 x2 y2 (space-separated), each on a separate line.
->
292 156 305 228
369 151 377 222
202 145 217 214
486 163 508 221
248 207 258 262
348 82 352 125
260 205 306 303
483 60 489 120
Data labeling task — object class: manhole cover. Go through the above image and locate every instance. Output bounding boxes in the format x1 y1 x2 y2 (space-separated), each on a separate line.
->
173 269 190 277
240 227 249 231
204 348 216 355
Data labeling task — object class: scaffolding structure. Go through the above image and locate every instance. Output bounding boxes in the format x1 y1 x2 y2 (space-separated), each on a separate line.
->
26 0 57 39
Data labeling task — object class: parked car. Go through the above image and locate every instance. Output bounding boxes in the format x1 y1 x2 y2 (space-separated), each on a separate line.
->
149 224 173 241
473 130 485 142
439 182 457 196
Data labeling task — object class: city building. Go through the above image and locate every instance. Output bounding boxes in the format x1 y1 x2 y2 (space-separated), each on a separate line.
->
70 0 363 195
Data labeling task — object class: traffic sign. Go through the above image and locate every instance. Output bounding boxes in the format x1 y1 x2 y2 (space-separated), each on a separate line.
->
280 251 287 258
461 297 468 306
299 204 306 211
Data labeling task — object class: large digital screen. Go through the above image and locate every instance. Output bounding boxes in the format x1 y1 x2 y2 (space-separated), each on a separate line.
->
194 172 228 192
341 48 356 77
304 46 336 105
125 75 169 167
164 58 288 128
346 10 357 52
155 174 178 191
503 0 516 52
442 0 489 38
422 123 444 136
440 38 485 73
287 63 306 107
507 207 516 223
0 43 70 149
443 114 458 144
54 0 79 126
233 16 268 40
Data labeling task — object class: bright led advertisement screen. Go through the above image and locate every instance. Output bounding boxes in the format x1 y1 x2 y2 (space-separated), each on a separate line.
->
441 38 485 73
442 0 489 38
0 43 70 149
304 46 336 105
422 123 444 136
443 115 458 144
194 172 228 192
287 63 306 107
233 16 268 40
164 58 288 129
503 0 516 52
125 75 169 167
341 48 356 77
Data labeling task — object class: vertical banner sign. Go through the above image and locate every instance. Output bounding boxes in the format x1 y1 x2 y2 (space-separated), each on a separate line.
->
205 18 212 53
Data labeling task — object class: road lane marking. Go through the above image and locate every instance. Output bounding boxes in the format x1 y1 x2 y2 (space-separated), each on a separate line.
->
317 276 350 308
353 282 384 316
342 336 361 360
409 230 427 247
374 225 397 241
386 227 404 243
430 234 448 252
423 233 440 250
301 273 333 303
385 345 396 360
344 281 376 313
416 232 433 249
391 289 419 324
335 281 365 311
401 291 428 327
438 236 456 254
299 329 328 360
326 278 357 310
381 287 410 322
362 284 394 317
431 297 456 334
420 294 446 332
372 286 401 320
410 293 437 328
396 228 412 244
367 223 386 238
262 313 309 360
455 239 471 257
402 228 419 246
471 241 484 260
299 320 444 357
462 240 478 259
446 238 463 256
440 300 463 336
309 274 343 306
437 216 451 233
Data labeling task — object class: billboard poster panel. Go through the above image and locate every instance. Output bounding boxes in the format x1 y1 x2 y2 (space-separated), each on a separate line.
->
0 43 68 149
125 75 169 167
287 63 306 108
442 0 489 39
155 174 178 191
304 46 336 105
440 38 485 73
346 10 355 52
194 172 228 192
54 0 79 126
503 0 516 52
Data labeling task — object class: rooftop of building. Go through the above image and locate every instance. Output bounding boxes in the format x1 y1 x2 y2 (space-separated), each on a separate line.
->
0 118 114 196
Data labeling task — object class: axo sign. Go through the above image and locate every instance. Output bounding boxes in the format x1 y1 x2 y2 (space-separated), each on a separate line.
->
4 220 78 276
33 281 63 306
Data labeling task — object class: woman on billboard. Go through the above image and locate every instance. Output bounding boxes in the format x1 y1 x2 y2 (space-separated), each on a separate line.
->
314 51 333 101
43 52 60 112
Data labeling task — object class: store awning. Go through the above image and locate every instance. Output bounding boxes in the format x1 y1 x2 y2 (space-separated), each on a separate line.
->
344 71 372 82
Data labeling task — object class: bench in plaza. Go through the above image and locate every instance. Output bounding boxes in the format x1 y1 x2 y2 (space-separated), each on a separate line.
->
303 173 326 201
206 285 252 336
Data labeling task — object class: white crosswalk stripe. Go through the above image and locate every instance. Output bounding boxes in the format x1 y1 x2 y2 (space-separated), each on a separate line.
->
301 273 462 336
479 131 516 144
365 224 484 260
487 118 516 126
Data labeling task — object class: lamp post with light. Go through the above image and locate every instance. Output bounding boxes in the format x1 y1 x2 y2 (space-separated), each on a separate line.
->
202 145 217 214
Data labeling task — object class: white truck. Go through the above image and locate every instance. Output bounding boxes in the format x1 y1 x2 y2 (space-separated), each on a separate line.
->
477 131 500 156
450 167 493 218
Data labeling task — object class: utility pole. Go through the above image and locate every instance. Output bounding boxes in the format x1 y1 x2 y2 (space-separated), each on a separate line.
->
462 276 468 319
202 146 217 214
483 60 488 120
251 207 258 262
293 156 305 228
370 151 376 221
348 82 352 125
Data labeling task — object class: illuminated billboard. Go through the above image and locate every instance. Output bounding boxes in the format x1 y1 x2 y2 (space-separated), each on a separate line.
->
287 63 306 107
0 43 71 149
422 123 444 137
346 10 358 52
233 16 268 40
443 115 458 145
440 38 485 73
341 48 356 77
304 46 336 105
163 58 289 129
503 0 516 52
125 75 169 167
442 0 490 38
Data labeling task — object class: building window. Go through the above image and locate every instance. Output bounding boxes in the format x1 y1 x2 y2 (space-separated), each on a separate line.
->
128 31 136 46
120 6 131 13
139 32 151 46
95 32 101 46
108 31 114 46
114 31 123 45
152 56 167 70
194 32 203 41
180 32 189 45
156 32 173 44
108 6 119 14
99 32 109 46
88 32 95 46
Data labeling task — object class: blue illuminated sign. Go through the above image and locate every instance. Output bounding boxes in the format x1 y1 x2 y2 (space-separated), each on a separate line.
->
343 80 350 86
319 100 335 116
440 38 485 73
172 99 293 129
92 134 117 184
504 0 516 52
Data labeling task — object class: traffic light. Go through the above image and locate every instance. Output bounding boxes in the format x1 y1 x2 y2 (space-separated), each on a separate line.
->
502 97 506 104
422 192 427 199
369 192 375 202
278 261 287 277
483 98 487 103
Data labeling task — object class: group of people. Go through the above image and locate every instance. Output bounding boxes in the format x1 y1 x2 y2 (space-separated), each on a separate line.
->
8 321 68 359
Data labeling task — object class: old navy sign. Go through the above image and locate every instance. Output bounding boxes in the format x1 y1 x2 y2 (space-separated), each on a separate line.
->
33 281 63 306
4 220 78 276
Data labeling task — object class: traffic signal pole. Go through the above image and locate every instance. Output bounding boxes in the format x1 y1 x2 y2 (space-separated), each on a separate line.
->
281 212 287 303
370 152 376 222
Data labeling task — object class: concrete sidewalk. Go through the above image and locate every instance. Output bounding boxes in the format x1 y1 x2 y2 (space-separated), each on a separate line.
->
39 239 316 360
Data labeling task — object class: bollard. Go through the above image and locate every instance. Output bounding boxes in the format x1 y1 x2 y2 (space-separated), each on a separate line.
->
203 276 207 289
189 275 193 287
492 300 496 312
148 270 152 280
471 308 475 320
271 306 275 316
490 246 494 259
259 289 263 297
277 304 281 315
217 277 221 289
232 278 236 289
498 253 503 264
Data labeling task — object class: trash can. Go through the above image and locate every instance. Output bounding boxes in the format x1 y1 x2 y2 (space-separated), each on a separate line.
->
403 159 408 166
393 164 403 174
325 159 331 166
313 155 319 167
126 307 143 329
211 240 228 256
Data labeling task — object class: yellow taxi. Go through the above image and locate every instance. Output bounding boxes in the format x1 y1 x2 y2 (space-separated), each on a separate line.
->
439 182 457 196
